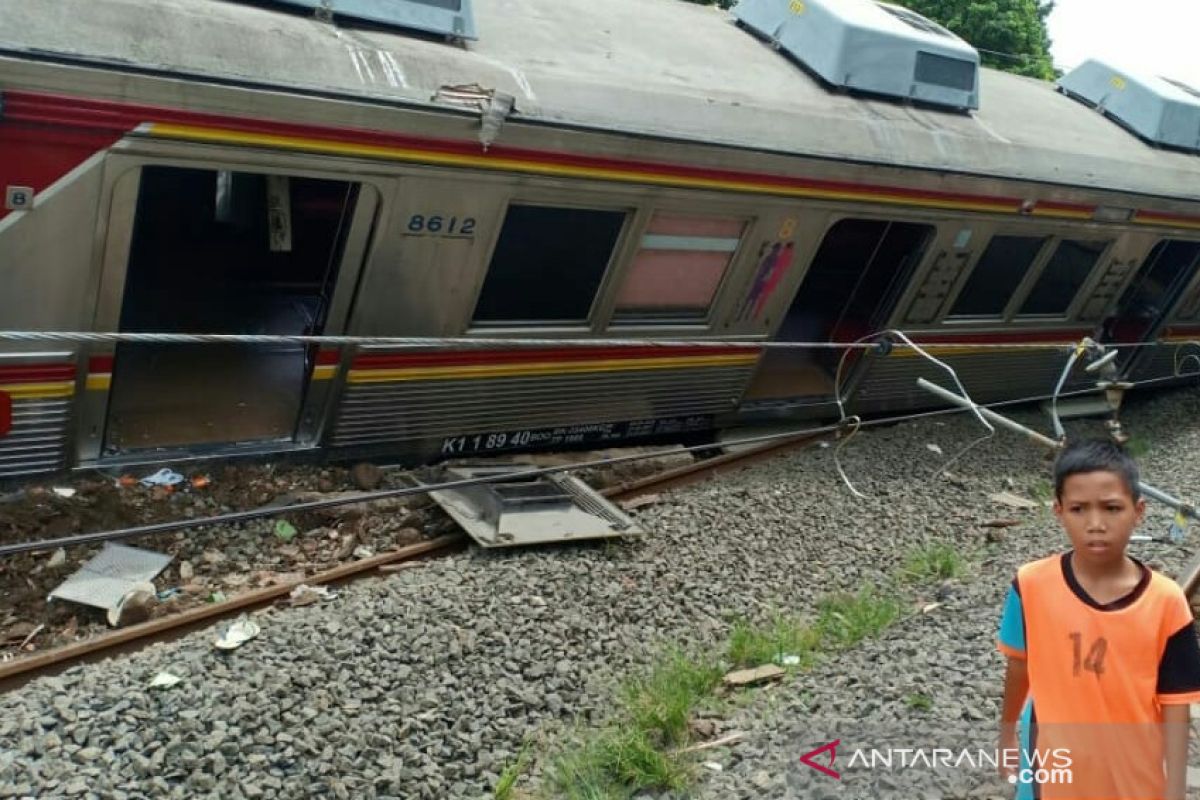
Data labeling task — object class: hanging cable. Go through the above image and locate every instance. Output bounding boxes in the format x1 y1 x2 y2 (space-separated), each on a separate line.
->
829 329 993 497
0 329 1170 352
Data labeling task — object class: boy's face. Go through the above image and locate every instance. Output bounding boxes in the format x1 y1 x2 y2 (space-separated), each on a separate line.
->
1053 470 1146 568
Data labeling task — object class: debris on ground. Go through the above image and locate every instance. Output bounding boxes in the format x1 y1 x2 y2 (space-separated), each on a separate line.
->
48 543 172 626
350 462 383 491
139 468 185 488
283 584 338 608
0 447 677 665
273 520 298 542
213 618 260 651
148 671 183 689
106 586 157 628
722 665 785 688
619 493 661 512
988 491 1040 510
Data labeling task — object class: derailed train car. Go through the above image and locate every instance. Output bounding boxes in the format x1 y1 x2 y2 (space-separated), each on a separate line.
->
1 0 1199 479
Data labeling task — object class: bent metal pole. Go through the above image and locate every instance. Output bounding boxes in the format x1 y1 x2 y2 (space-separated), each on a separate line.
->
916 377 1200 595
916 378 1195 516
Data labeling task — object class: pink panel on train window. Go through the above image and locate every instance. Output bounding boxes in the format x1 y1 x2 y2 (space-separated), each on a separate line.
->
645 214 746 238
615 250 730 309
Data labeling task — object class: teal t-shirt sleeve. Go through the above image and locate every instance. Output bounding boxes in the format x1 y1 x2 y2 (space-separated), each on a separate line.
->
998 580 1026 656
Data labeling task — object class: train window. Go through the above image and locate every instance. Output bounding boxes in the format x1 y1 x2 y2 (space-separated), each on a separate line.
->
610 213 746 324
948 235 1047 317
472 205 627 325
1017 239 1109 316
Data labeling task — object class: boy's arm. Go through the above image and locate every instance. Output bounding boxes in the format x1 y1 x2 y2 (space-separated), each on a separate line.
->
1163 703 1189 800
998 655 1029 778
996 577 1028 779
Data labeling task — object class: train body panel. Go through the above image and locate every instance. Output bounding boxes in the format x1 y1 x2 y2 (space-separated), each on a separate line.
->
2 0 1200 477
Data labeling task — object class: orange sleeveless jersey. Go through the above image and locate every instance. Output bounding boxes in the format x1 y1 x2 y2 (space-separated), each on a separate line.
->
998 553 1200 799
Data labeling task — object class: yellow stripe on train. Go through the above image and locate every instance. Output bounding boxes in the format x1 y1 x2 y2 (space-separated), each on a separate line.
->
147 124 1028 216
0 381 76 399
346 354 760 384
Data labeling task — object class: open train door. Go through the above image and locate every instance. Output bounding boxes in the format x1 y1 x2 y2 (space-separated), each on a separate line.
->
741 218 934 412
1099 240 1200 376
83 162 378 460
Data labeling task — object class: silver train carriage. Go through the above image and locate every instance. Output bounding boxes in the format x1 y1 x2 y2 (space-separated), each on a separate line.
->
2 0 1200 479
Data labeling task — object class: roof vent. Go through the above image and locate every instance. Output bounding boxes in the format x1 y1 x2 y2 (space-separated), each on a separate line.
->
732 0 980 111
237 0 477 40
1058 60 1200 154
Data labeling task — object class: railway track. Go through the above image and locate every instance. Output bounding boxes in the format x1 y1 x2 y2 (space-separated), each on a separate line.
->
0 430 824 691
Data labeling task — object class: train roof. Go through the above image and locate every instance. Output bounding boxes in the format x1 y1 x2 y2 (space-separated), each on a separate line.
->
3 0 1200 204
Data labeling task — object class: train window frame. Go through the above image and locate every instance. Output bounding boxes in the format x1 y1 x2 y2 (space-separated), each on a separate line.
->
605 210 753 328
1013 238 1114 320
943 232 1053 321
466 200 635 331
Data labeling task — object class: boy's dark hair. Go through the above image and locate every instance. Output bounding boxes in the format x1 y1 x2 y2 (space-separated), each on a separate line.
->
1053 438 1141 500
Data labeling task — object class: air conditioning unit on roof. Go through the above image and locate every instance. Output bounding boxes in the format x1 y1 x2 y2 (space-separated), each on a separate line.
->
732 0 980 111
225 0 477 40
1058 60 1200 154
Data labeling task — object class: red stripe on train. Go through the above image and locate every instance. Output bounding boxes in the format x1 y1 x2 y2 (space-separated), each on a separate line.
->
316 350 341 366
0 364 77 382
2 91 1034 212
88 356 115 373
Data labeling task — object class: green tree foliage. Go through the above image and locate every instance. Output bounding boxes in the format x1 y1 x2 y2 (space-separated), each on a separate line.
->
897 0 1056 79
679 0 1057 80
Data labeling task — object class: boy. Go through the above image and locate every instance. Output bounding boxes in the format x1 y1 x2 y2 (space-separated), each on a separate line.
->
997 439 1200 799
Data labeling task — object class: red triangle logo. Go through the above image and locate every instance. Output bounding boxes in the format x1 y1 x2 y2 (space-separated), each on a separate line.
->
799 739 840 779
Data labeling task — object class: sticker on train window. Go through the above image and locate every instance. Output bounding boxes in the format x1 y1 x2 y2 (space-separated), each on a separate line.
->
405 214 477 237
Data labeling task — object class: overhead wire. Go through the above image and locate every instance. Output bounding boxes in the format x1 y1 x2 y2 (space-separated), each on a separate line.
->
0 329 1174 351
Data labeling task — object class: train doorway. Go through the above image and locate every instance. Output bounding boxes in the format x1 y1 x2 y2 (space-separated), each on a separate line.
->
1101 240 1200 372
743 218 933 407
101 166 360 453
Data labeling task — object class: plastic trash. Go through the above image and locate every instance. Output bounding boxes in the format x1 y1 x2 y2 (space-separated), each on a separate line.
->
1168 509 1188 543
926 443 944 455
140 468 185 487
51 487 77 498
274 520 298 542
776 654 802 667
148 672 183 689
214 618 260 651
286 584 338 607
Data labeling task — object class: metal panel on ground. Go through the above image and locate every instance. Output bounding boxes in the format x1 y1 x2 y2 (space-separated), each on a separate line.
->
423 465 639 547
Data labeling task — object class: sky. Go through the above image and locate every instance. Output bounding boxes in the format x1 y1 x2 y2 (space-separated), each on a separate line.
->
1048 0 1200 88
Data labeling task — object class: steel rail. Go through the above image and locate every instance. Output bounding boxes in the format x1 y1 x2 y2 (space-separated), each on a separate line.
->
0 431 831 690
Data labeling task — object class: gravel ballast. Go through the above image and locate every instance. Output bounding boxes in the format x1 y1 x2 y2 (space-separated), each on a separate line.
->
3 388 1200 799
